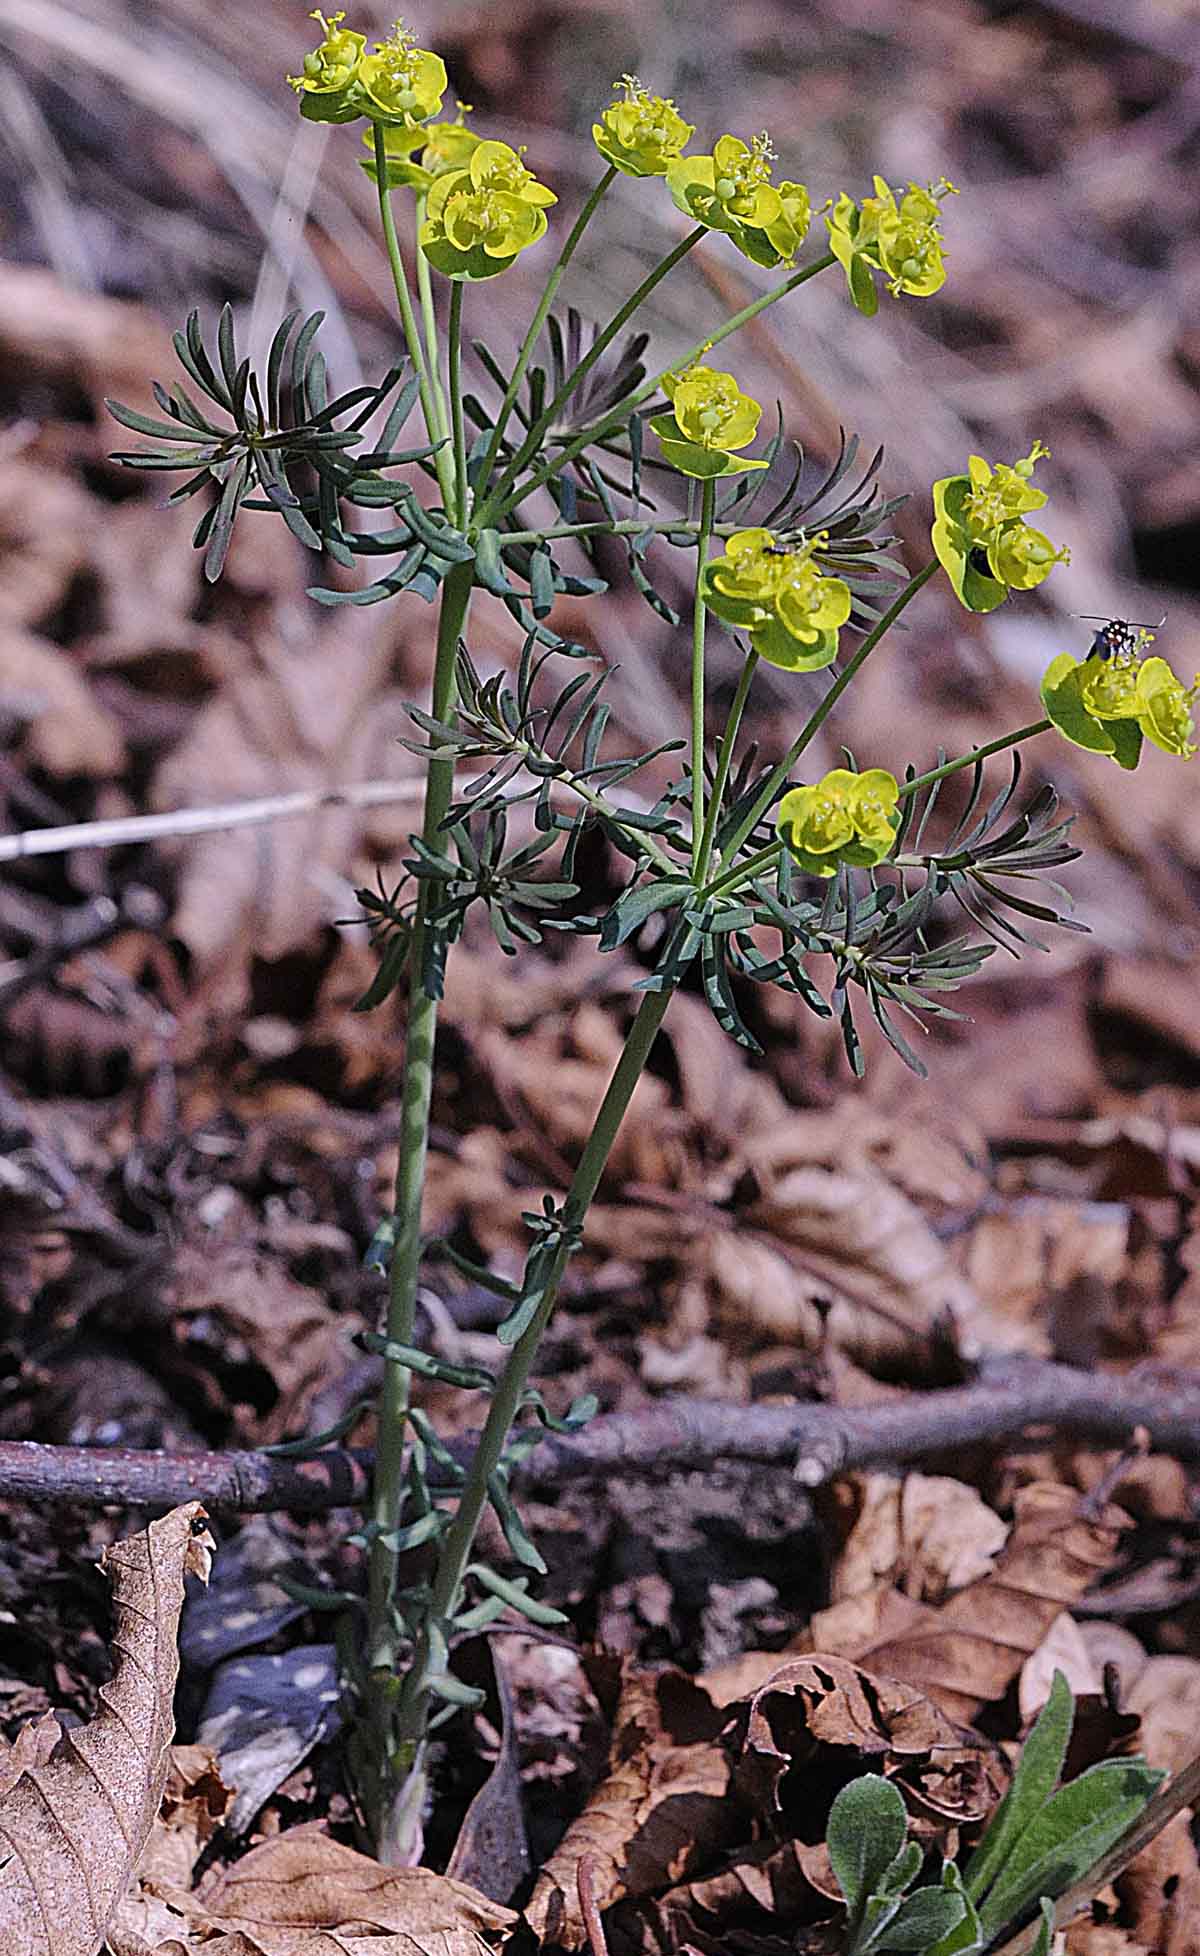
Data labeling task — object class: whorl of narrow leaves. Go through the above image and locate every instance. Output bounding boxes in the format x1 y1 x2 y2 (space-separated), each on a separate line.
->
107 306 432 580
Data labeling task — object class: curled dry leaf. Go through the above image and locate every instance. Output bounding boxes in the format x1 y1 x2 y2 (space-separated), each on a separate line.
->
524 1659 740 1950
0 1501 213 1956
809 1480 1131 1723
736 1654 1002 1843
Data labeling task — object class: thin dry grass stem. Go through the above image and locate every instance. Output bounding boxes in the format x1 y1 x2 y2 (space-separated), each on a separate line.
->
577 1854 609 1956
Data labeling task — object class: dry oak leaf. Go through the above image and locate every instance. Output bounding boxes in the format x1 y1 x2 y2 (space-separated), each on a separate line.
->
808 1480 1131 1724
735 1654 1001 1841
110 1825 517 1955
736 1132 982 1375
828 1472 1009 1606
0 1501 213 1956
525 1660 740 1950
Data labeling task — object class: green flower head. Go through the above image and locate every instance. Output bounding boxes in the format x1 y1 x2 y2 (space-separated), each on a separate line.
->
932 442 1069 613
358 19 447 124
826 176 956 316
593 75 694 178
667 134 810 268
288 10 368 122
701 528 851 670
1042 628 1197 769
777 767 901 876
362 101 479 191
650 364 768 479
419 140 556 279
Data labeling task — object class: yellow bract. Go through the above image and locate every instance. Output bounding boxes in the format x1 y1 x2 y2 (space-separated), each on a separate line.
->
651 365 768 480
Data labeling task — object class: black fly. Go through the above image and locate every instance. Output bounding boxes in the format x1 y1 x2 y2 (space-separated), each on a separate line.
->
1077 614 1166 662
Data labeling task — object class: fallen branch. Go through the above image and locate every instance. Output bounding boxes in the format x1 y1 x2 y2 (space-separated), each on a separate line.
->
5 1358 1200 1512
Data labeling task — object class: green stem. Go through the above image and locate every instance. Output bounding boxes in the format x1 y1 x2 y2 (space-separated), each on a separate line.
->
366 559 474 1685
476 224 708 528
690 477 717 875
475 165 618 500
703 838 778 901
448 279 468 527
896 718 1051 798
485 249 836 527
694 646 759 886
415 191 451 442
373 126 457 513
716 560 939 869
391 982 675 1747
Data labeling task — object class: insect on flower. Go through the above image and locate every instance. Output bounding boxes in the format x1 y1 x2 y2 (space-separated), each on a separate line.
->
1077 614 1167 662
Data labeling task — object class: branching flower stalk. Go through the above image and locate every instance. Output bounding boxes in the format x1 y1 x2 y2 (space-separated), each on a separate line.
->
108 14 1200 1863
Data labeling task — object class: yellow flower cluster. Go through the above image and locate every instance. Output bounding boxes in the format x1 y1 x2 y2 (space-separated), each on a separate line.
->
777 768 901 877
932 442 1070 614
1042 626 1198 770
701 528 852 672
666 134 811 268
289 13 446 126
419 140 557 281
650 364 768 479
593 76 694 178
826 177 956 315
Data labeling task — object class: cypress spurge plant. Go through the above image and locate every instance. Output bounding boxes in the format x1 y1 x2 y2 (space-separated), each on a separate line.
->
109 13 1200 1863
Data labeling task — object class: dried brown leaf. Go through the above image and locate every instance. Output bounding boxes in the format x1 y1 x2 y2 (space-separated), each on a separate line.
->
525 1660 739 1949
0 1502 213 1956
810 1481 1131 1723
111 1824 517 1955
829 1473 1009 1605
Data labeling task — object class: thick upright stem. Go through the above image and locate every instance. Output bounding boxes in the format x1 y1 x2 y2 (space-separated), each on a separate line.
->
448 280 468 527
366 560 473 1681
389 984 674 1766
690 478 717 875
695 647 757 887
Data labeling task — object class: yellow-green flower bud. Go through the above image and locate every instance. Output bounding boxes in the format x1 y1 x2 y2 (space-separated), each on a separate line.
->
777 767 900 876
358 19 447 124
288 10 367 122
592 75 693 178
650 365 768 479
